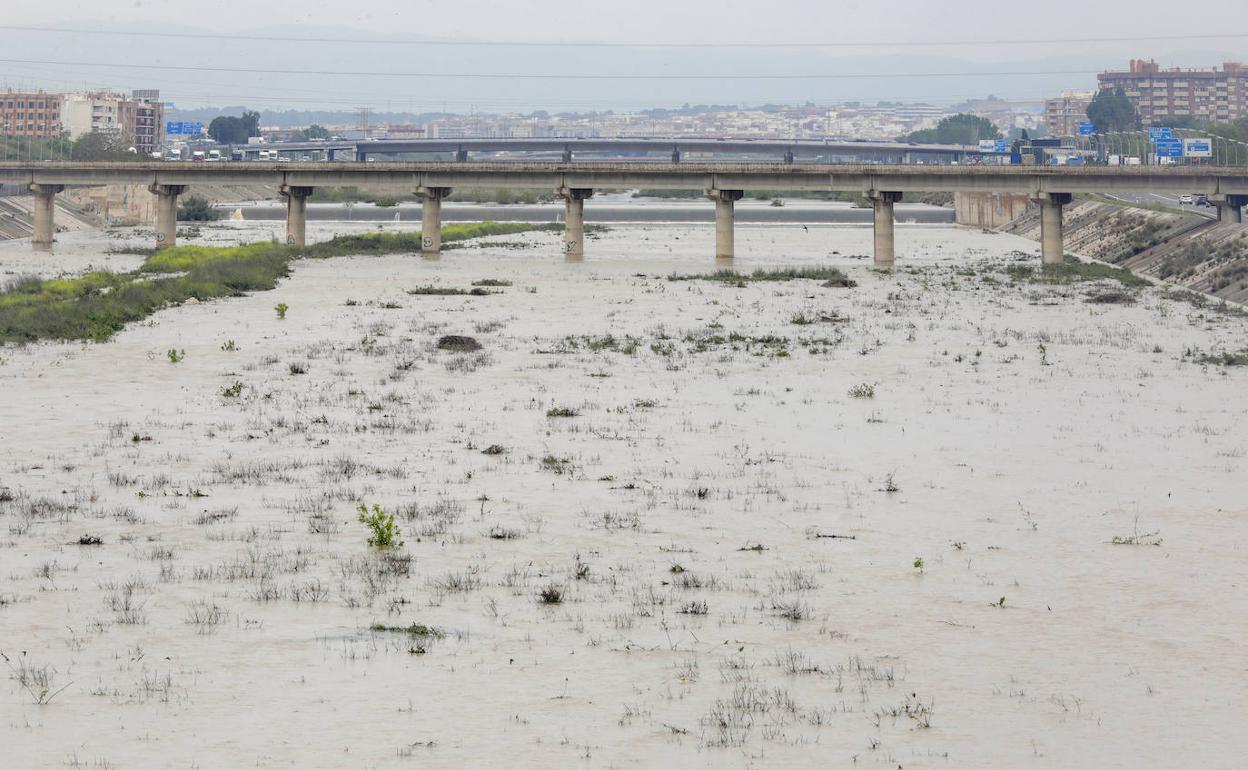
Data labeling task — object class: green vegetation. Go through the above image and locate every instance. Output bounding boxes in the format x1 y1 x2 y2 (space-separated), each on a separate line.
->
1004 256 1151 287
274 303 289 319
296 124 331 141
848 383 876 399
668 266 856 286
177 195 222 222
0 134 75 161
902 113 1002 144
357 503 403 548
207 111 260 145
1087 87 1141 133
0 223 554 345
1194 350 1248 367
369 622 444 638
70 131 134 161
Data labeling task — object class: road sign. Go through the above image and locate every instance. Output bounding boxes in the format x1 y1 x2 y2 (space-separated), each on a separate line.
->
1149 126 1173 141
1183 138 1213 158
995 139 1008 153
1078 122 1095 136
978 139 997 152
165 121 203 136
1154 139 1183 158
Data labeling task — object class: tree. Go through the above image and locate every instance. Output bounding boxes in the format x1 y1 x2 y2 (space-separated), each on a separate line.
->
207 111 262 145
297 124 330 141
903 114 1002 145
177 194 221 221
1087 88 1140 133
70 131 135 161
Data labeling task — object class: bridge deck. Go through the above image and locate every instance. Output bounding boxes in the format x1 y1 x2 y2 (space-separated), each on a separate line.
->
2 162 1246 195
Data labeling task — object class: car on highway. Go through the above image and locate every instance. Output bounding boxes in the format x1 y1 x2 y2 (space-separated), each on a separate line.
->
1195 194 1210 207
1179 194 1194 204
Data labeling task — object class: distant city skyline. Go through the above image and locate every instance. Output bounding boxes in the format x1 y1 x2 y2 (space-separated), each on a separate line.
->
0 4 1243 111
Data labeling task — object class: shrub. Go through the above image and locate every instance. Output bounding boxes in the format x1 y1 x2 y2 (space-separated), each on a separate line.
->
275 303 288 319
848 383 875 399
357 503 404 548
177 195 222 222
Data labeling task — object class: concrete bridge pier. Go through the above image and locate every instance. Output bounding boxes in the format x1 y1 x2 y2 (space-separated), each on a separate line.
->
29 183 64 252
707 189 744 261
149 184 186 250
559 187 594 259
1031 192 1073 265
281 185 314 245
417 186 452 255
1211 194 1247 224
866 190 903 268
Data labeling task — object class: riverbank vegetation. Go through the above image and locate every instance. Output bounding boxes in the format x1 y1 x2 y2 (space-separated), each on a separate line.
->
0 223 557 344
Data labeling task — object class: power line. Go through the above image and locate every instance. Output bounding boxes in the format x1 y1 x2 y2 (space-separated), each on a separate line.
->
0 57 1099 80
1 24 1247 49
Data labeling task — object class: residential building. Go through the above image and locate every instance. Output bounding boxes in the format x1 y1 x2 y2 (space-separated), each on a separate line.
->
125 90 164 155
62 92 126 138
0 90 63 138
1044 92 1094 137
62 89 164 154
1098 59 1248 124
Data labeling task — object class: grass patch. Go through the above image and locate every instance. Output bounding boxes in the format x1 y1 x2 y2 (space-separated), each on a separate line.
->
0 223 550 344
1195 350 1248 367
1005 256 1150 288
369 622 444 638
669 266 856 286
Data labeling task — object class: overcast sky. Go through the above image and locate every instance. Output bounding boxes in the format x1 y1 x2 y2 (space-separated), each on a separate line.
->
1 1 1242 111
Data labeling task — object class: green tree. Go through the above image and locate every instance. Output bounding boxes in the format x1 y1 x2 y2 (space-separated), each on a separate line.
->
1087 88 1140 133
903 114 1002 145
301 124 330 140
207 111 262 145
70 131 135 161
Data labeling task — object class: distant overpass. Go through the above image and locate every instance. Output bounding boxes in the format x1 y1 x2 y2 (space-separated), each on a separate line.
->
6 161 1245 265
224 136 1003 164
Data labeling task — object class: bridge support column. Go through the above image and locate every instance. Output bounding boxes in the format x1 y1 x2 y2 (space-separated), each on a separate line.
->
866 190 903 269
149 184 186 250
29 183 63 252
281 185 313 246
558 187 593 259
417 186 452 255
707 189 745 262
1031 193 1072 266
1211 194 1247 224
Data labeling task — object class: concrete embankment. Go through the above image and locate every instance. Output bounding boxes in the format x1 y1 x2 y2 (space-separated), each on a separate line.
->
1001 200 1248 304
0 191 99 241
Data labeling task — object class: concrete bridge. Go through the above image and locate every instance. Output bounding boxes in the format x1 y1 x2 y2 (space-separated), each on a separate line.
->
4 161 1246 266
231 136 1002 164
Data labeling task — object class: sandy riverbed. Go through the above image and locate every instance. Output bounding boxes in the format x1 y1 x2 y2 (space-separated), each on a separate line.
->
1 220 1246 769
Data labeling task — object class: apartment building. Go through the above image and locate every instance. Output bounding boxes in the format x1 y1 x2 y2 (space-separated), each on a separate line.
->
1099 59 1248 124
1044 92 1094 137
62 89 164 154
0 90 63 138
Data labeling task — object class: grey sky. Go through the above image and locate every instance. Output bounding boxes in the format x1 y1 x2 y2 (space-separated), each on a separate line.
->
1 1 1243 111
